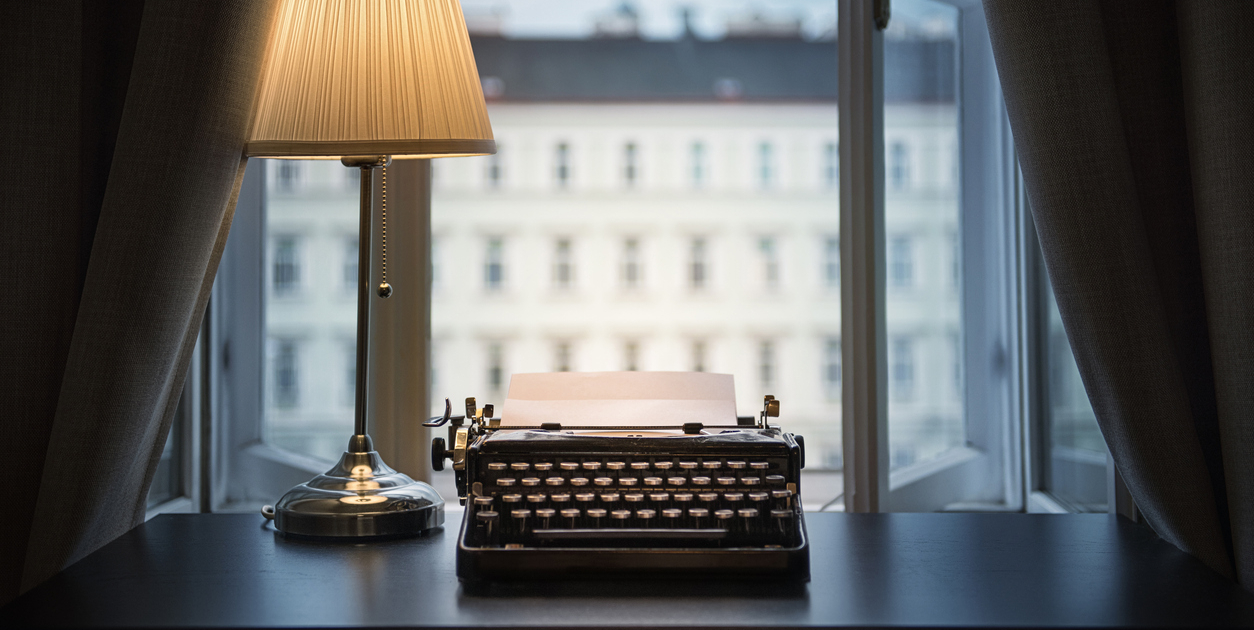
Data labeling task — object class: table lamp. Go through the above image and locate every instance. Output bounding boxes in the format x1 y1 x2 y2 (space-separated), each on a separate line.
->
249 0 494 538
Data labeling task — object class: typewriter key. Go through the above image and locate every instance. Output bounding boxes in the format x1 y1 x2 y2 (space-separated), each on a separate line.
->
702 461 722 470
533 462 553 472
610 509 631 523
535 508 556 529
560 462 580 471
496 478 516 487
766 474 786 485
637 509 656 524
691 476 711 486
593 477 614 487
679 461 698 470
643 477 663 486
618 477 638 487
749 492 770 505
697 493 718 505
487 462 507 471
771 509 794 538
545 476 565 486
510 462 530 471
510 509 531 539
550 493 571 505
688 507 709 528
586 508 607 527
738 508 759 518
526 494 546 506
673 493 694 503
624 493 645 504
653 461 674 471
581 461 601 471
521 477 541 487
771 489 794 510
570 477 590 487
649 492 670 504
661 508 683 521
476 511 500 543
575 493 596 504
717 477 737 486
560 508 581 528
502 494 523 505
600 492 621 505
725 492 745 504
741 477 761 486
667 476 686 486
738 508 759 535
473 496 494 508
726 461 747 470
629 462 648 472
749 462 770 471
713 509 734 528
606 461 626 471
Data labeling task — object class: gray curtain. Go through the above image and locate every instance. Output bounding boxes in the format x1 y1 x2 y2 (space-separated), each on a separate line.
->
0 0 277 603
984 0 1253 587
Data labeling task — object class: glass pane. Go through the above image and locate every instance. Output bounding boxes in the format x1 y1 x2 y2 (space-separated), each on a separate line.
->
1042 272 1108 511
883 0 962 471
432 0 842 508
264 159 359 463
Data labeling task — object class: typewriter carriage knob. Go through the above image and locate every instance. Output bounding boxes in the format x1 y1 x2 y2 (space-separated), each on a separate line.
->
431 438 449 471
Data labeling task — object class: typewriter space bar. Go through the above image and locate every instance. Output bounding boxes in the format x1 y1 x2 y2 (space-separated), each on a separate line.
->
533 528 727 540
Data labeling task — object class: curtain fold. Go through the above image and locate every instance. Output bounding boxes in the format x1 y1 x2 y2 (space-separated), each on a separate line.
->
0 0 277 603
984 0 1253 587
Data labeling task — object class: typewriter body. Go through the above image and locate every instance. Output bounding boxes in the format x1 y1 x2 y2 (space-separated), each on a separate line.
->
428 377 808 582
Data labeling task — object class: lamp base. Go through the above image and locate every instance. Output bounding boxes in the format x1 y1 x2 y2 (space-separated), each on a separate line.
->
270 437 444 539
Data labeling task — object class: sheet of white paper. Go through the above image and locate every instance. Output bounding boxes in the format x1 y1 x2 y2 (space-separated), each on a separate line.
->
501 371 737 428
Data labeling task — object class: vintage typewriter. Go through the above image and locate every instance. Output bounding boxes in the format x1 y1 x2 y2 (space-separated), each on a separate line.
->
427 372 809 582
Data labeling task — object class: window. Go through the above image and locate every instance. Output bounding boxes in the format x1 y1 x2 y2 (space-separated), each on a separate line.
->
623 341 639 371
691 141 706 188
824 337 841 401
758 235 780 290
759 340 776 390
554 341 572 372
487 148 502 189
889 235 913 288
689 237 708 291
485 237 504 291
623 142 638 187
552 238 575 290
342 237 357 291
555 142 571 188
344 166 359 191
272 236 300 296
890 141 910 190
691 340 707 372
758 142 773 189
621 237 641 289
890 337 914 402
823 235 840 290
824 141 838 189
273 339 299 410
277 162 299 192
487 342 504 392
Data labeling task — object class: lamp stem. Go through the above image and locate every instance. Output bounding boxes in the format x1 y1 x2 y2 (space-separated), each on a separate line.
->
352 165 374 442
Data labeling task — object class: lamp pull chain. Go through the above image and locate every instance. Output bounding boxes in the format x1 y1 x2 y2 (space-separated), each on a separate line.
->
377 165 393 298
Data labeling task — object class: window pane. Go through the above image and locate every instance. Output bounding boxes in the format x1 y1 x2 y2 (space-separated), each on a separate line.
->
884 0 963 471
1043 272 1107 511
432 2 843 507
263 159 357 463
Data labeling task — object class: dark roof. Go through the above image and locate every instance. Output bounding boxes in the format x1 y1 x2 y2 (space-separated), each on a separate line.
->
469 36 955 104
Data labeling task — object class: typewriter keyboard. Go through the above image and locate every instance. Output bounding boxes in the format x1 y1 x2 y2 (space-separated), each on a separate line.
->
467 457 801 549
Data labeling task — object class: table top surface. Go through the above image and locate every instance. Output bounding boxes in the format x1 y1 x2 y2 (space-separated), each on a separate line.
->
3 511 1252 628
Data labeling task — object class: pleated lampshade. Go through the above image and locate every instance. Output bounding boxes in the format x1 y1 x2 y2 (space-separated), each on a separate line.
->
246 0 495 159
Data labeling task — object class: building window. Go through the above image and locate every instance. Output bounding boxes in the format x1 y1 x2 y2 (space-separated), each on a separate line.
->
273 236 300 296
623 340 639 371
555 142 571 188
274 339 299 409
485 237 504 291
487 147 502 189
691 141 706 188
689 237 708 291
823 235 840 289
891 337 915 401
758 141 773 189
889 235 913 289
344 166 359 191
758 235 779 290
621 237 641 289
553 237 574 290
342 238 357 291
554 341 572 372
759 340 775 390
623 142 638 188
890 141 910 190
824 141 838 189
277 162 299 192
487 342 504 392
824 337 841 401
691 340 707 372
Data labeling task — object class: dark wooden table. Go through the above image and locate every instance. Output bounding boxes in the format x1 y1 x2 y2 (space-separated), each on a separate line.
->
3 512 1252 628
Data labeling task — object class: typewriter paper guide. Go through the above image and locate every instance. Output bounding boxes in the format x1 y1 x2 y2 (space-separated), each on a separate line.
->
501 371 737 428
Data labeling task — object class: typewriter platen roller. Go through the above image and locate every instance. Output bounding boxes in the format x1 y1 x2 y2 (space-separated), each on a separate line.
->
428 384 809 582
